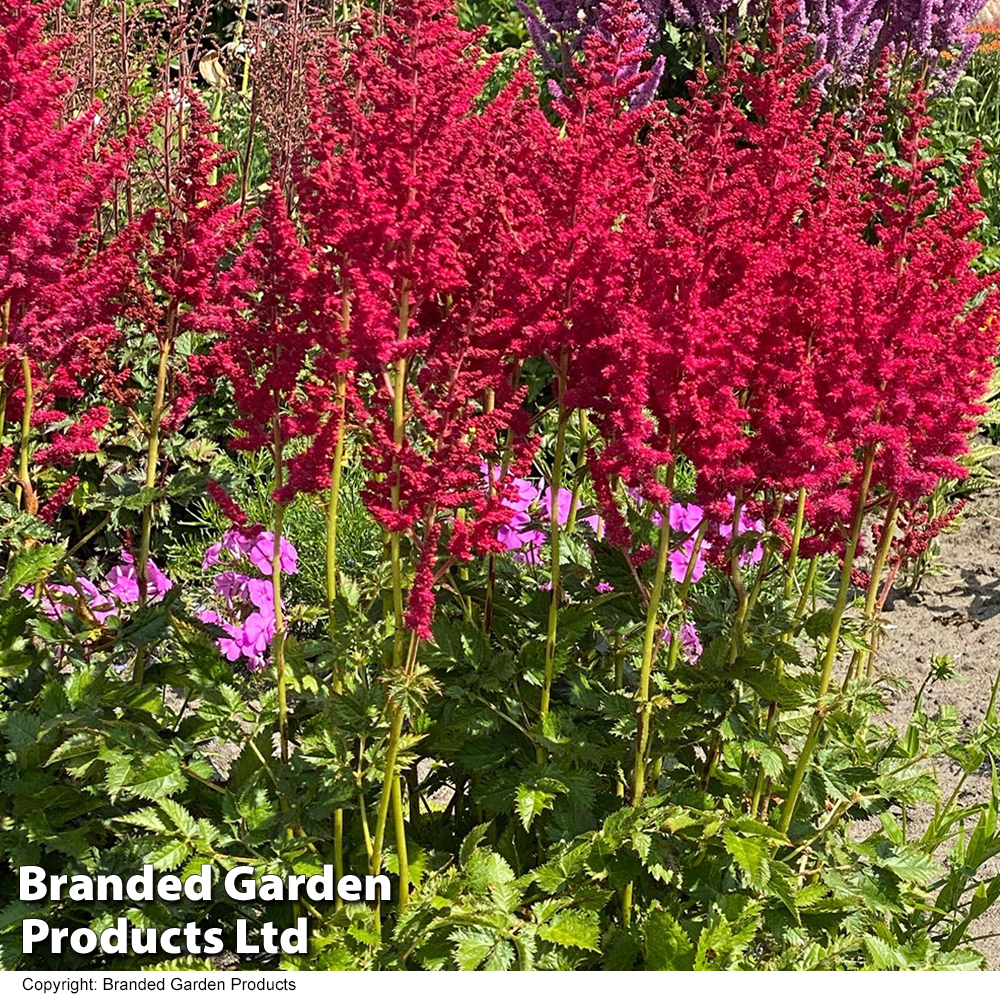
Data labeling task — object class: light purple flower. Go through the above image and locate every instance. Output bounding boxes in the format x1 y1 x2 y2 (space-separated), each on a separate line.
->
595 581 614 593
540 486 573 526
512 530 547 564
669 502 704 534
245 577 275 613
21 580 112 622
202 542 223 570
507 477 540 513
106 553 172 603
214 571 251 602
240 611 275 655
669 538 707 584
78 576 116 623
662 621 703 661
247 531 298 576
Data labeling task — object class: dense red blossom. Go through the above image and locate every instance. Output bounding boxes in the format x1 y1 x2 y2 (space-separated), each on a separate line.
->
296 0 542 627
195 189 313 476
543 5 998 563
0 0 141 481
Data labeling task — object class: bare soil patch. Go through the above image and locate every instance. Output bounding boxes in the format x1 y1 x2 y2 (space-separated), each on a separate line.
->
874 469 1000 965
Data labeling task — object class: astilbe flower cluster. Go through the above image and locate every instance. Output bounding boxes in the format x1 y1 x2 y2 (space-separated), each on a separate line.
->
496 3 673 555
507 4 996 575
0 0 141 517
293 0 546 636
192 189 312 464
142 95 247 439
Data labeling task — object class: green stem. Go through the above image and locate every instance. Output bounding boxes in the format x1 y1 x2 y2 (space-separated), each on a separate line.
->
794 556 819 623
727 492 749 666
370 282 411 916
392 773 410 912
566 409 588 533
538 355 569 750
779 449 876 834
845 499 899 689
630 490 674 808
985 652 1000 725
327 294 351 904
272 416 289 765
751 487 807 818
14 356 33 510
135 335 172 687
370 706 403 883
614 648 626 800
232 0 253 96
326 375 348 906
390 286 409 671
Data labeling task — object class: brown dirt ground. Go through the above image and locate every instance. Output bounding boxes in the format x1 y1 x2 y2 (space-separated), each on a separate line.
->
871 464 1000 967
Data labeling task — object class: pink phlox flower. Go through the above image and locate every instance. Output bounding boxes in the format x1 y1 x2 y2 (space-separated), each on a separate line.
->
247 531 298 575
662 621 703 661
223 527 255 557
214 570 251 602
202 541 223 570
512 531 546 564
78 576 116 623
669 537 706 584
506 477 540 514
541 486 573 526
106 553 173 603
669 502 704 534
245 576 276 613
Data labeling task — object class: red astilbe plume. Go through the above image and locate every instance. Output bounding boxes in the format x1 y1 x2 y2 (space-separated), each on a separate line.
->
205 480 249 527
622 17 855 533
144 94 247 369
115 93 247 598
38 474 79 524
848 90 997 503
0 0 127 309
120 93 247 468
0 0 142 494
298 0 538 637
595 7 999 561
780 78 997 555
193 188 315 480
487 0 669 551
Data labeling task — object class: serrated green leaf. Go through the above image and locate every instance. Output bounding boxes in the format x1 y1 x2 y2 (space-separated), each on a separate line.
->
723 830 770 888
2 544 65 597
516 784 556 831
145 839 191 871
644 909 693 970
537 910 600 952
